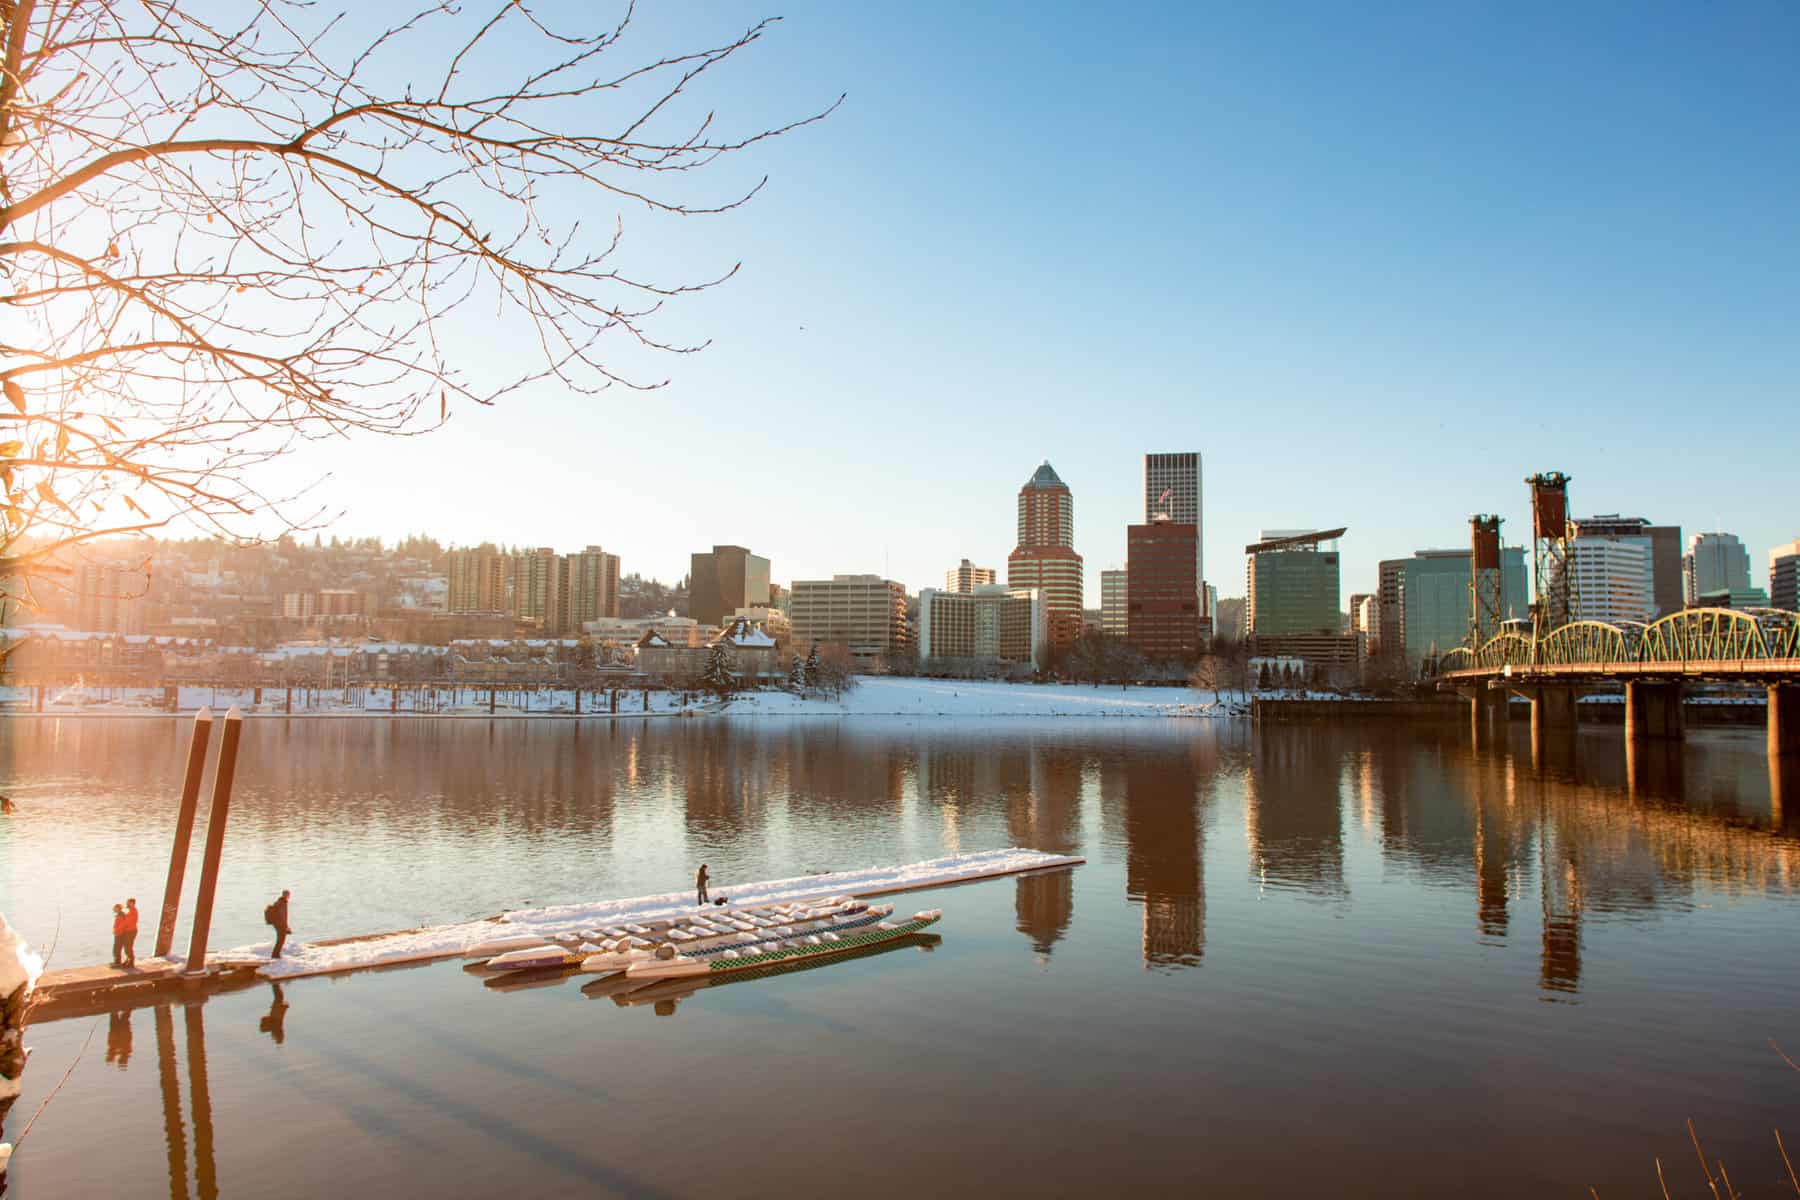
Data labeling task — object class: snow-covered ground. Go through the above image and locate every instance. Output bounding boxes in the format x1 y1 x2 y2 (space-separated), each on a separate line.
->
0 684 714 718
724 677 1244 718
0 914 43 1001
234 849 1083 980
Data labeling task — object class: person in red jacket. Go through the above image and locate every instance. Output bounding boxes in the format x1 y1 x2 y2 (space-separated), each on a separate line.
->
110 903 128 966
122 897 139 967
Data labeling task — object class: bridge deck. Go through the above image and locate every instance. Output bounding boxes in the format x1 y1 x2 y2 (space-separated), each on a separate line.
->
1443 658 1800 684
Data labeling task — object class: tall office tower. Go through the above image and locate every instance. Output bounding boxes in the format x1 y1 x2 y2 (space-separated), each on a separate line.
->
447 544 508 613
1572 515 1682 617
566 545 621 626
1245 530 1343 636
1684 532 1751 604
1126 522 1201 660
1100 569 1129 638
945 559 996 593
510 547 566 631
1401 547 1529 673
1771 538 1800 612
688 545 772 628
74 560 147 634
1145 451 1203 606
1006 462 1084 648
1562 537 1654 625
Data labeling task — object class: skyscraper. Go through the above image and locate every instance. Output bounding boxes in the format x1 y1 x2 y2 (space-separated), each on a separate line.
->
565 545 621 626
1684 532 1751 604
1246 529 1342 636
1007 462 1084 648
447 544 508 613
1127 522 1201 660
689 545 771 628
1572 515 1682 616
510 546 565 632
1145 451 1204 613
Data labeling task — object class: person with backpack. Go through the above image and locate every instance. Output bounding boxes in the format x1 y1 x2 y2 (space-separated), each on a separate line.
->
110 903 129 967
695 864 710 907
265 890 291 958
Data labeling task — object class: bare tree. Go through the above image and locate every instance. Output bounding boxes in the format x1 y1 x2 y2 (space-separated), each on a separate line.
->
0 1 835 614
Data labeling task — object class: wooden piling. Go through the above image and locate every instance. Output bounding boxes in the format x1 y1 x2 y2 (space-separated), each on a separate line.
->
184 708 243 973
155 708 215 958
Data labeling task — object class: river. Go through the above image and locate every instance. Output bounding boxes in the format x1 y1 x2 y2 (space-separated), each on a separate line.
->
3 716 1797 1197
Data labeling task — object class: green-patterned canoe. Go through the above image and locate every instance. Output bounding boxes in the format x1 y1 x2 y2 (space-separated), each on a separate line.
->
623 910 943 981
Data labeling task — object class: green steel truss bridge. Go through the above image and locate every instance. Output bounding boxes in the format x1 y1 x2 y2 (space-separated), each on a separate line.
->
1438 607 1800 681
1435 607 1800 755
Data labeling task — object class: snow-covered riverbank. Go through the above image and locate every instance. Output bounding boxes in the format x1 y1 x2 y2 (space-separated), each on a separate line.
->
0 678 1244 719
723 677 1244 718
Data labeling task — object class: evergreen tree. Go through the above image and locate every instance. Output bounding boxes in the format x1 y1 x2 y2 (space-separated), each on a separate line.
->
789 654 806 691
702 641 735 695
804 642 821 688
1258 663 1272 690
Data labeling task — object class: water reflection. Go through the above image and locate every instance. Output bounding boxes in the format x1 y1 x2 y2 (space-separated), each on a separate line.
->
7 720 1800 1004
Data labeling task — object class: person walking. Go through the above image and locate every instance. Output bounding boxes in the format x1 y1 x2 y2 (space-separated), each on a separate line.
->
265 889 291 959
110 903 128 967
695 864 710 907
122 897 139 967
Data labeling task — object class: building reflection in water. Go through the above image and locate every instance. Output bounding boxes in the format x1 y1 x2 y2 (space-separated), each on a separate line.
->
1115 739 1209 969
1245 730 1345 900
1008 746 1083 957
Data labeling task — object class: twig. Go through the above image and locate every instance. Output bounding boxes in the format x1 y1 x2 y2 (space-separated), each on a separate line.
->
1774 1039 1800 1075
11 1019 100 1150
1656 1157 1673 1200
1776 1128 1799 1196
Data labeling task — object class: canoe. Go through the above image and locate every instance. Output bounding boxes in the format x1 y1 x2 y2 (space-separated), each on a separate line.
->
623 910 943 982
579 903 891 974
485 944 578 971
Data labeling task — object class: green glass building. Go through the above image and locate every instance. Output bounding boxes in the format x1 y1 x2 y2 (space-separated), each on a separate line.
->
1246 531 1342 636
1402 548 1528 672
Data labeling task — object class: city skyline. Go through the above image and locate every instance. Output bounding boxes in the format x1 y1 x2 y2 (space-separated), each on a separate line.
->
234 2 1798 607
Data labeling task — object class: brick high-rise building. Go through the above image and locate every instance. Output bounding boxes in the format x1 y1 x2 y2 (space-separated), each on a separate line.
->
1007 461 1084 649
1126 522 1200 660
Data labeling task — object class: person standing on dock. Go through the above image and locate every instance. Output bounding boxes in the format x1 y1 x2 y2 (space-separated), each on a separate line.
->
696 864 710 907
122 898 139 967
266 890 291 958
110 903 128 967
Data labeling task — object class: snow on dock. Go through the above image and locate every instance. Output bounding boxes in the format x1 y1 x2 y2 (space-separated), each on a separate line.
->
244 848 1084 980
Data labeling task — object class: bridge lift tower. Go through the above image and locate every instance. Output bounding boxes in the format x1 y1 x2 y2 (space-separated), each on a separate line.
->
1525 472 1575 633
1469 515 1504 647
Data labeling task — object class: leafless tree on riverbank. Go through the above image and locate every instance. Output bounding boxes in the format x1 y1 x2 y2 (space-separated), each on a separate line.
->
0 0 836 626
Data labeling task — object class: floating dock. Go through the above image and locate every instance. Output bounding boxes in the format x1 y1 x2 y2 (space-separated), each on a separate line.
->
25 849 1083 1015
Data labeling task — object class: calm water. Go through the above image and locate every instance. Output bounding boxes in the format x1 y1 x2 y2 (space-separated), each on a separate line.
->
4 716 1799 1197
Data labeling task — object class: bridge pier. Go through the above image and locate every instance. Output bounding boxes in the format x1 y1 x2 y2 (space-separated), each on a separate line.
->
1771 685 1800 759
1624 680 1684 742
1521 686 1579 740
1464 687 1507 745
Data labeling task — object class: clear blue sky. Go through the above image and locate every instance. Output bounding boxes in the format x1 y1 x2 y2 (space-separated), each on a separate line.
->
296 1 1800 601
